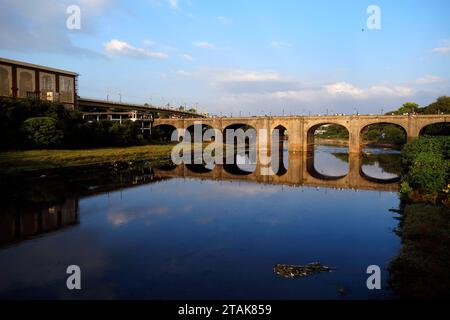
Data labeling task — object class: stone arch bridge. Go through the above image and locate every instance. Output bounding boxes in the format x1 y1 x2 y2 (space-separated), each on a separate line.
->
154 114 449 153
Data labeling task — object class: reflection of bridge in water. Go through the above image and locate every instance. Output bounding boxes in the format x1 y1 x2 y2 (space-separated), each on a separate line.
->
0 152 398 247
154 152 399 192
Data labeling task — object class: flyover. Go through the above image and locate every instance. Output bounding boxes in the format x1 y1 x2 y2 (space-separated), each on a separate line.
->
78 97 207 118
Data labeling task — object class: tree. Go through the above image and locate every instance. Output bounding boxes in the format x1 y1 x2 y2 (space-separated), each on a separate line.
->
20 117 64 148
387 102 420 115
420 96 450 114
108 121 144 146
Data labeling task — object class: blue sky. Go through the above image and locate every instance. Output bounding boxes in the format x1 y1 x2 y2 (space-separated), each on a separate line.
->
1 0 449 115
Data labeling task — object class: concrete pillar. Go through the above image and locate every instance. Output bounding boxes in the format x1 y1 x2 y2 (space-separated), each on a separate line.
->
348 118 361 154
256 119 270 152
300 120 311 153
288 118 303 152
407 116 420 142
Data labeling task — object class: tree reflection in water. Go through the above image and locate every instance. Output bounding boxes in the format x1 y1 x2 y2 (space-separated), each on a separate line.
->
389 203 450 299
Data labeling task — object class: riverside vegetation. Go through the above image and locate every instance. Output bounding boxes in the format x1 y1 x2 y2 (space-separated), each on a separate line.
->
0 97 176 175
389 136 449 299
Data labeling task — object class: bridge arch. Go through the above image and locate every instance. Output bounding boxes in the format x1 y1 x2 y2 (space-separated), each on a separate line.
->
186 123 214 142
222 123 257 146
270 124 289 176
271 124 288 145
359 122 407 149
419 122 450 136
358 118 408 132
306 122 350 152
151 124 178 142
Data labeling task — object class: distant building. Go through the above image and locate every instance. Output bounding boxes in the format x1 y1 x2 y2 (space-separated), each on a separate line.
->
0 57 78 110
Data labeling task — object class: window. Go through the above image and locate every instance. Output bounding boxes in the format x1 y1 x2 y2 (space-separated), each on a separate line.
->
0 65 12 97
40 73 55 101
17 68 35 98
59 76 74 103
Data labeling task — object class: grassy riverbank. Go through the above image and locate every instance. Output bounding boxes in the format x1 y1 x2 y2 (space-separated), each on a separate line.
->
0 144 176 175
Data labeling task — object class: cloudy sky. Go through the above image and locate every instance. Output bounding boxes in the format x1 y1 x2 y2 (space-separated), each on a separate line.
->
0 0 449 115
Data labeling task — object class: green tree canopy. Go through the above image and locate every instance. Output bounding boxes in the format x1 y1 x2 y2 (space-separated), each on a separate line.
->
421 96 450 114
387 102 420 115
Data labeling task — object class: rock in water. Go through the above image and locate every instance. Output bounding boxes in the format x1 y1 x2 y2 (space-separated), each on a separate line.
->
274 262 334 279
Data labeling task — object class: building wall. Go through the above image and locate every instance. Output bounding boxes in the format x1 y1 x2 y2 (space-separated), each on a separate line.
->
0 59 77 110
0 64 12 97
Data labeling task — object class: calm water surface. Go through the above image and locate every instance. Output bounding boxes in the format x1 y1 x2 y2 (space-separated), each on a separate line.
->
0 145 402 299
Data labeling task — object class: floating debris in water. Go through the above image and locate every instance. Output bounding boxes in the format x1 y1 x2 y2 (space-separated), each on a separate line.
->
274 262 334 279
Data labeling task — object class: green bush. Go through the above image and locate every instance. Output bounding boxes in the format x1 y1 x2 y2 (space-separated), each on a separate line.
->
20 117 64 148
108 121 144 146
400 136 450 197
405 152 448 194
401 136 448 171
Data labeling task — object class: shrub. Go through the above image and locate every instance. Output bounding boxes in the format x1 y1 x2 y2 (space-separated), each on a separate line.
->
401 137 447 171
405 152 448 195
400 136 450 198
20 117 64 148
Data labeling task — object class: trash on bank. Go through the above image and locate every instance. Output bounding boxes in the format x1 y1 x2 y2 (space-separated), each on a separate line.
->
274 262 334 279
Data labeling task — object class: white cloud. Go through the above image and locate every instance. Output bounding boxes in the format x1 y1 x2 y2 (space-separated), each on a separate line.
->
192 41 216 49
108 207 168 226
415 75 446 84
432 40 450 54
433 47 450 54
214 70 281 82
270 41 292 49
168 0 178 9
326 82 412 98
179 53 193 61
104 39 169 59
326 82 363 97
143 39 157 47
366 85 413 97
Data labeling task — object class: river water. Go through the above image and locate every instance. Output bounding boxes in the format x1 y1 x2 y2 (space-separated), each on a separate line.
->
0 145 403 299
